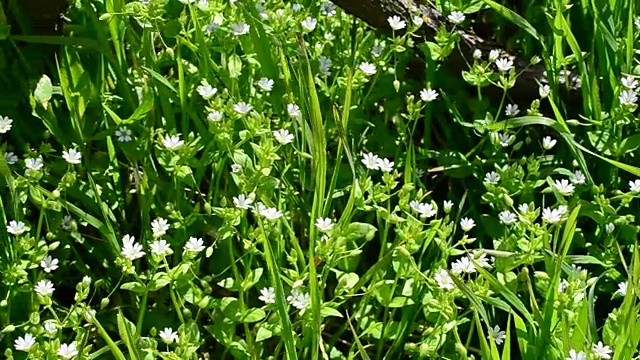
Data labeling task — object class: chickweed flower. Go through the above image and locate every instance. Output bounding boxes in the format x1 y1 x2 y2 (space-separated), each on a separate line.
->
591 341 612 359
320 1 335 16
25 157 44 171
287 288 311 310
58 343 79 359
151 217 170 237
115 126 133 142
619 90 638 107
159 327 179 344
361 152 380 170
542 136 556 150
412 15 424 27
4 151 18 164
121 234 145 260
257 77 274 91
498 211 517 225
197 81 217 100
6 220 27 235
377 158 394 172
207 111 223 123
460 217 475 231
571 170 586 184
273 129 294 145
434 269 455 290
410 200 437 218
234 102 253 115
301 17 317 32
387 15 406 31
184 237 205 253
495 58 514 72
615 282 627 296
231 164 242 173
505 104 520 117
451 257 475 273
621 76 638 89
542 207 565 224
553 179 575 196
566 349 587 360
488 325 506 345
443 200 454 213
605 223 615 234
629 179 640 192
40 256 59 273
14 333 36 352
259 287 276 304
0 115 13 133
43 321 57 335
315 217 334 232
150 239 172 257
231 22 250 36
484 171 500 185
539 84 551 98
162 135 184 150
489 49 500 62
259 207 283 220
287 103 301 118
359 62 377 76
420 88 438 102
448 11 465 24
35 280 55 297
498 132 515 147
318 56 332 76
233 194 253 210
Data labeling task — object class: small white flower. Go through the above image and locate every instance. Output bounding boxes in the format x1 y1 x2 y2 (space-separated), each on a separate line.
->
62 148 82 164
259 207 283 220
505 104 520 117
571 170 585 185
231 164 242 173
488 325 506 345
499 211 517 225
6 220 27 235
566 349 587 360
319 56 332 76
451 256 475 273
121 234 145 261
292 3 301 11
196 0 208 10
197 82 217 100
207 110 223 122
162 135 184 150
320 1 336 16
558 278 569 293
443 200 454 213
359 62 377 76
62 215 73 231
542 136 556 150
553 179 575 196
35 279 55 297
434 268 455 290
205 20 221 34
615 281 627 296
412 15 424 27
259 287 276 304
301 17 317 32
178 0 195 3
489 49 500 62
315 217 334 232
473 253 492 268
151 218 170 237
273 129 294 145
621 76 638 90
473 49 482 59
25 157 44 171
257 77 274 91
233 194 253 210
619 90 638 107
40 256 59 273
377 158 394 173
539 84 551 98
630 179 640 192
495 58 514 72
287 103 301 118
184 237 205 253
231 22 250 36
3 151 18 164
115 126 132 142
150 239 172 257
0 115 13 133
58 343 78 359
448 11 465 24
542 207 564 224
410 201 437 219
234 102 253 115
591 341 612 359
484 171 500 185
518 204 530 214
361 152 380 170
159 327 179 344
460 217 475 232
371 43 384 58
14 333 36 352
498 132 515 147
287 288 311 310
420 88 439 102
605 223 615 234
43 321 57 334
387 15 406 31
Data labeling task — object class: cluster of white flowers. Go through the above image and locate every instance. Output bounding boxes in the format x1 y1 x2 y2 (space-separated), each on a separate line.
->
619 75 638 107
361 152 394 172
409 200 437 219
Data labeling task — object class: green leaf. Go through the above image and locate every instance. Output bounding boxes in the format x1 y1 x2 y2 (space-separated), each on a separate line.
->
241 308 266 323
344 222 377 242
147 272 171 291
117 310 140 360
121 282 146 296
34 75 53 110
228 53 242 79
482 0 542 45
321 306 343 318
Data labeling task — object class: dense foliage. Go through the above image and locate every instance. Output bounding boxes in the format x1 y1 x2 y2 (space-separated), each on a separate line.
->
1 0 640 359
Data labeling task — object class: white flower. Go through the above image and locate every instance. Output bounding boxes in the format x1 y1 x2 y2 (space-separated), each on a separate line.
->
473 253 492 268
412 15 424 27
542 207 564 224
162 135 184 150
319 56 332 76
259 207 283 220
273 129 294 145
231 164 242 173
499 211 517 225
197 82 217 100
558 278 569 293
420 88 439 102
448 11 465 24
196 0 208 10
518 204 530 214
233 194 253 210
315 217 334 232
488 325 506 345
539 84 551 98
4 151 18 164
361 152 380 170
605 223 615 234
62 215 73 231
359 62 377 76
121 234 145 261
259 287 276 304
234 102 253 115
460 217 475 232
542 136 556 150
257 77 274 91
387 15 406 30
43 321 57 334
484 171 500 185
25 157 44 171
443 200 454 213
115 126 132 142
473 49 482 59
178 0 195 3
410 200 437 219
301 17 317 32
553 179 575 196
159 327 179 344
498 132 515 147
35 280 55 296
151 218 170 237
505 104 519 117
371 43 384 58
495 58 513 72
58 343 78 359
619 90 637 107
451 256 475 273
205 20 221 34
231 22 250 36
566 349 587 360
287 103 301 118
292 3 301 11
320 1 336 16
489 49 500 62
287 288 311 310
40 256 59 273
207 110 223 122
621 76 638 89
150 239 172 256
591 341 612 359
0 115 13 133
630 179 640 192
14 333 36 352
185 237 205 253
615 281 627 296
571 170 585 185
7 220 27 235
377 158 394 173
434 269 455 290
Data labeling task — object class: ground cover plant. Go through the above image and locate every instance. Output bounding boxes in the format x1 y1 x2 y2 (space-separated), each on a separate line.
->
1 0 640 358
